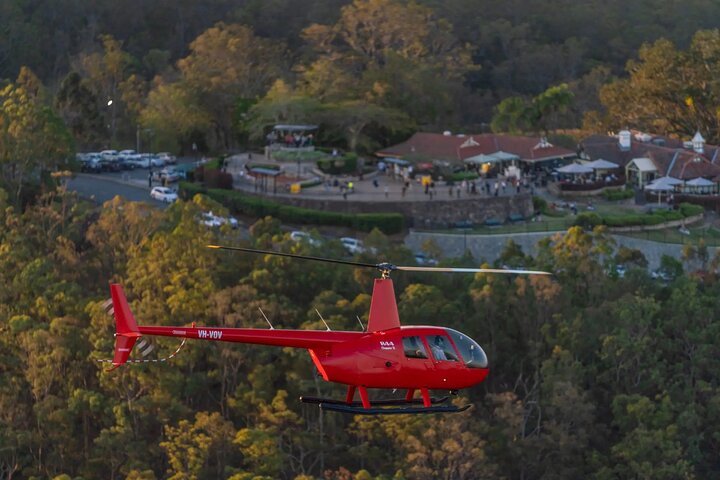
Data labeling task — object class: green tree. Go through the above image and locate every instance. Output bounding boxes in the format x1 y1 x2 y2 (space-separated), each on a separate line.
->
300 0 474 129
0 73 74 205
76 35 134 147
599 30 720 142
55 71 104 149
177 22 287 150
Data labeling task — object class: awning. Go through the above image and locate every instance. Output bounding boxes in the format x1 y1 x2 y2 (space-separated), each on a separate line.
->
464 154 498 165
383 157 410 166
490 151 520 161
464 151 521 165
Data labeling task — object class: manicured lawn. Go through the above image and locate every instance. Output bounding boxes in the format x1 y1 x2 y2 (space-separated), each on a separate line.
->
619 226 720 246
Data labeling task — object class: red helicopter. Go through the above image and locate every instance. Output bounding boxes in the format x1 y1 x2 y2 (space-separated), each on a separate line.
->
105 245 549 414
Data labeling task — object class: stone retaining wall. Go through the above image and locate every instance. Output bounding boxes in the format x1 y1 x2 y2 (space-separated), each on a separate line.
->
238 191 533 229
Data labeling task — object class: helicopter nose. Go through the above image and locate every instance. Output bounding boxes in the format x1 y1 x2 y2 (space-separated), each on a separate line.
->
475 367 489 385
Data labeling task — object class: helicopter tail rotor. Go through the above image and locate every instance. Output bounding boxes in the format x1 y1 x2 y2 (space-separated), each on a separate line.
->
106 284 141 371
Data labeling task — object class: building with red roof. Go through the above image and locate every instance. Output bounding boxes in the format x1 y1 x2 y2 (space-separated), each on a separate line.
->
579 130 720 187
376 132 577 172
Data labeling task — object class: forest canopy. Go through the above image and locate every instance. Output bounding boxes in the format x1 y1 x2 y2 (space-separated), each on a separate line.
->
0 187 719 478
4 0 720 152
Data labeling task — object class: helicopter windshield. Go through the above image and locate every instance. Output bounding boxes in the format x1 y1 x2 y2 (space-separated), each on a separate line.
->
446 328 488 369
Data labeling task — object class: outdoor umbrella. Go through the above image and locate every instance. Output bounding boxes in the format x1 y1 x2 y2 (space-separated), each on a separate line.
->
645 176 682 204
685 176 715 195
555 163 593 174
586 159 619 169
685 177 714 187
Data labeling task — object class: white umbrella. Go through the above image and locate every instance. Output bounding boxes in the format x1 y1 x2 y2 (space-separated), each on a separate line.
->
645 176 682 190
645 176 682 205
586 158 619 169
685 177 714 187
555 163 593 174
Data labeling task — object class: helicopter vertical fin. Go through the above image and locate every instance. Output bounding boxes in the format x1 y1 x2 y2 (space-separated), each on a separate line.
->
107 284 141 371
366 278 400 332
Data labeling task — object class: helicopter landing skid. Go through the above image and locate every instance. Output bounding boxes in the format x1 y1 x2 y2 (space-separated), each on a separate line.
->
299 395 449 407
318 402 471 415
300 395 470 414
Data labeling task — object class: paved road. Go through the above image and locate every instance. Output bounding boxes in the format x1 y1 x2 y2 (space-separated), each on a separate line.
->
67 173 169 207
65 156 703 271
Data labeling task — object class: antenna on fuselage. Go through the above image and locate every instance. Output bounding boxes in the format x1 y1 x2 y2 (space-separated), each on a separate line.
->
356 315 365 332
315 308 331 331
258 308 274 329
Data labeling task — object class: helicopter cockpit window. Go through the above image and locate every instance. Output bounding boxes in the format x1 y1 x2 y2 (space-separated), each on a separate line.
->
428 335 458 362
446 328 488 368
403 336 428 359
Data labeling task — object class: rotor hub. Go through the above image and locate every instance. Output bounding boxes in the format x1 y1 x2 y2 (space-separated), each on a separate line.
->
376 262 396 279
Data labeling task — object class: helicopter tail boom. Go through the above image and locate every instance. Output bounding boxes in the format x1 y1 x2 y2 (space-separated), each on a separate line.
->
107 284 141 371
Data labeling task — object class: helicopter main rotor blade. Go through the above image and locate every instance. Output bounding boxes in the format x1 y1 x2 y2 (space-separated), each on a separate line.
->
395 266 551 275
207 245 552 276
207 244 378 269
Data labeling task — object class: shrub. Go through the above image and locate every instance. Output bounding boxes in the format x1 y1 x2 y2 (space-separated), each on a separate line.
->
603 188 634 201
317 154 358 174
247 163 281 171
204 158 223 170
532 196 547 211
299 178 322 189
177 183 404 233
679 202 704 217
446 172 480 182
204 170 233 189
573 212 603 229
273 150 328 162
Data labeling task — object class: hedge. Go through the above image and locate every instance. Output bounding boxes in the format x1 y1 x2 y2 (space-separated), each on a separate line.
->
273 150 328 162
679 202 704 217
317 153 358 174
446 172 480 182
603 188 634 201
178 182 404 234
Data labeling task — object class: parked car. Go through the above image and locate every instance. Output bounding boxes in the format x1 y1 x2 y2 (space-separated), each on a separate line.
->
150 186 178 203
414 253 438 266
98 158 122 172
153 168 181 183
99 150 118 161
340 237 365 254
651 269 673 282
290 231 321 246
606 264 626 278
149 154 165 167
201 211 239 229
80 158 103 173
126 154 150 169
157 152 177 164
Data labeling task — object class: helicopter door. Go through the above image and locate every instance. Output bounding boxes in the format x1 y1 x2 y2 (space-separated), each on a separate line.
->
425 334 463 381
427 335 459 363
402 336 433 371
